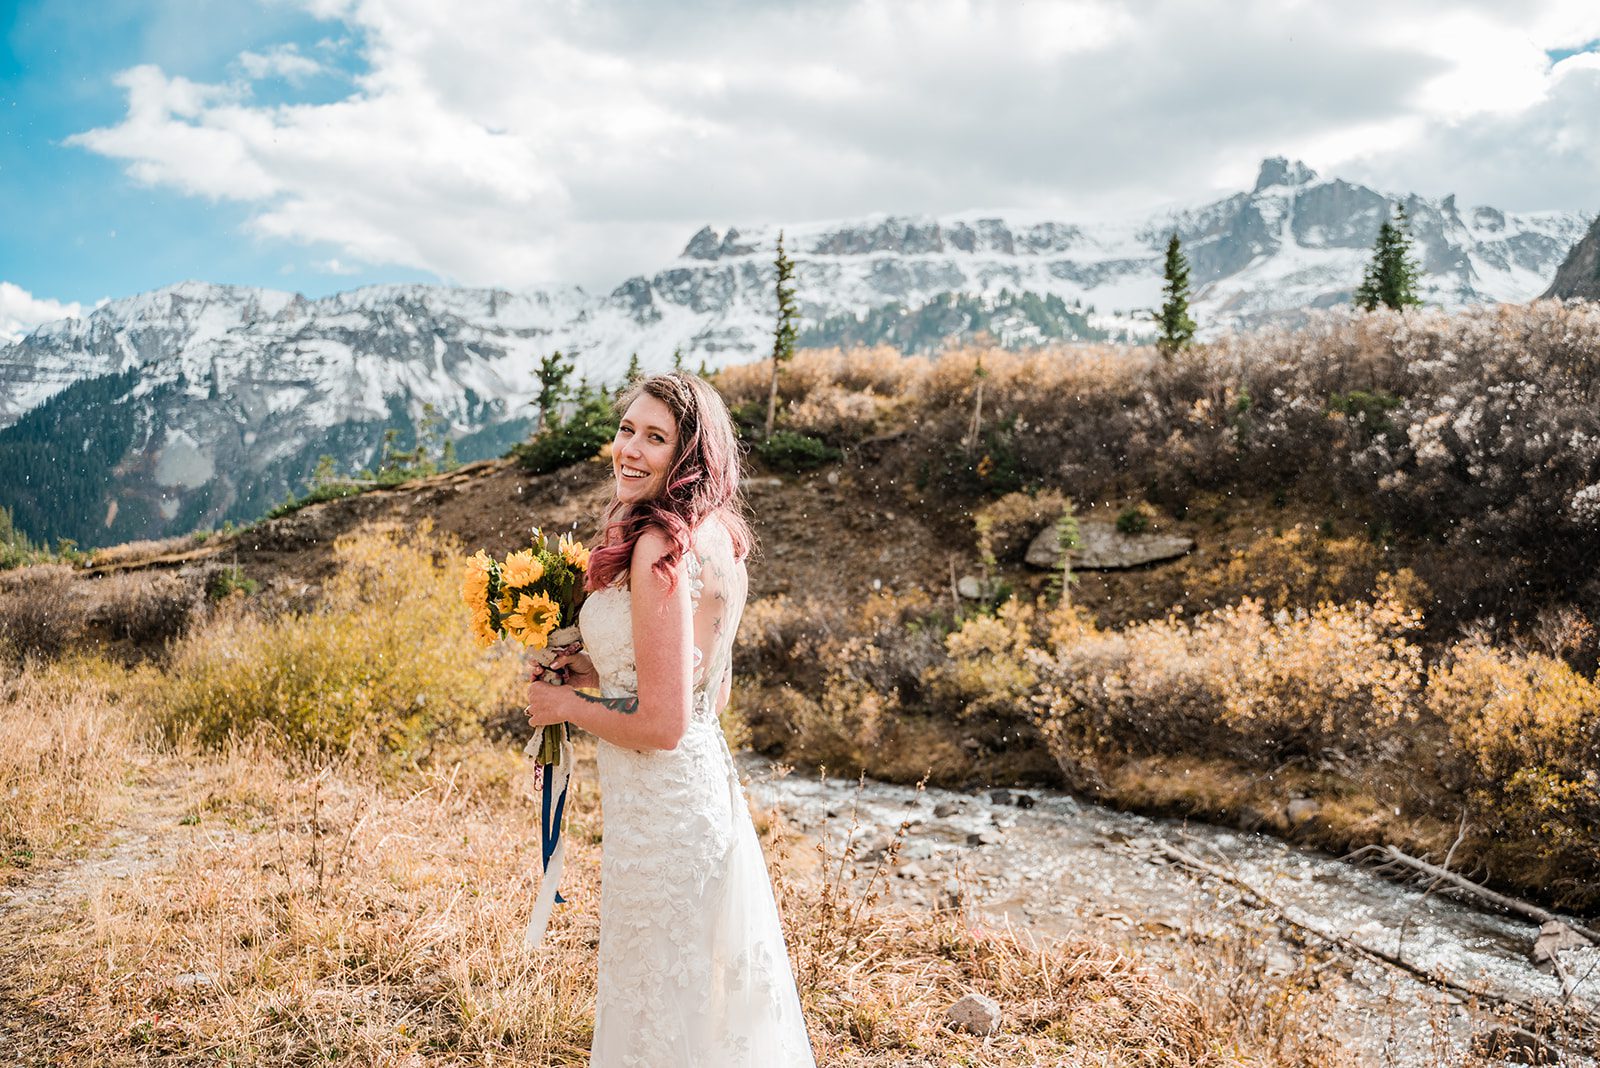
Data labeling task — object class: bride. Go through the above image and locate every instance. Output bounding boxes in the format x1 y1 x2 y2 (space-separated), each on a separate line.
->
524 371 816 1065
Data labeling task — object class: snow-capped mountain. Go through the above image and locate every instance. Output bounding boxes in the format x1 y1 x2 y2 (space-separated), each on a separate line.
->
0 158 1590 547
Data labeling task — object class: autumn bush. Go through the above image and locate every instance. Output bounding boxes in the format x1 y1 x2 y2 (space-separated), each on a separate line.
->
973 489 1071 565
1427 641 1600 896
0 563 78 661
150 522 522 758
91 570 203 645
717 303 1600 637
1030 582 1425 780
735 589 972 779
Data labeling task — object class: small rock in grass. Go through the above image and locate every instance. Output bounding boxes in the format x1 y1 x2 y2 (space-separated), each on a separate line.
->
946 992 1002 1036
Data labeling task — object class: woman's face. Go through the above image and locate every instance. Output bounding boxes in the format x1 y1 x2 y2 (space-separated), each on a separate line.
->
612 394 678 504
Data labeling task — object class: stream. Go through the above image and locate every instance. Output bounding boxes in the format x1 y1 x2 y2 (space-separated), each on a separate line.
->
739 757 1599 1066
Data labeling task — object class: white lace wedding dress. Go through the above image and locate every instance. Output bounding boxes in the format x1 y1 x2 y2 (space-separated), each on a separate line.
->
578 526 815 1067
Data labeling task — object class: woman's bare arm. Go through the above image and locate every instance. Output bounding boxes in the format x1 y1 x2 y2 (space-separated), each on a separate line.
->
528 528 693 751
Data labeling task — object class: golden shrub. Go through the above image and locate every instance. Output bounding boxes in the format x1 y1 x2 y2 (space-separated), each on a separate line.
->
1035 588 1424 769
1426 643 1600 861
1187 526 1426 612
151 522 522 757
931 598 1041 711
973 489 1071 564
783 385 881 442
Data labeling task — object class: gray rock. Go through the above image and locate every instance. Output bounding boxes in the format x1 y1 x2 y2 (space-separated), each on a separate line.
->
1025 518 1194 571
895 862 927 880
1532 920 1591 964
933 802 962 818
1286 798 1321 824
988 788 1013 805
1014 792 1037 809
966 829 1001 846
956 575 985 600
945 992 1002 1036
1263 948 1296 978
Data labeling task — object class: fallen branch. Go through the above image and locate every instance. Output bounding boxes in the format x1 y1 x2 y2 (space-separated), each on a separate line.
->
1142 838 1598 1044
1349 845 1600 947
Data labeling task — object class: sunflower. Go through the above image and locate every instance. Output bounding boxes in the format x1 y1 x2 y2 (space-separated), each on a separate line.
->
470 606 498 647
503 548 545 589
505 591 561 648
460 550 494 606
559 534 590 571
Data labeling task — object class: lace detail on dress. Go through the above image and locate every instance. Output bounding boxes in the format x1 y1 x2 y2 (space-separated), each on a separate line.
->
578 533 814 1067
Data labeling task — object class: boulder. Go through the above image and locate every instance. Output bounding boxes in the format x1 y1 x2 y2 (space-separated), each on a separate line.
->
1025 518 1194 571
945 992 1002 1036
1532 920 1591 965
933 802 962 818
956 575 985 600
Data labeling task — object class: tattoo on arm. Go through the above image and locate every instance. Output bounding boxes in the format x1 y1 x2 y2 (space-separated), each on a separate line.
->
575 688 638 715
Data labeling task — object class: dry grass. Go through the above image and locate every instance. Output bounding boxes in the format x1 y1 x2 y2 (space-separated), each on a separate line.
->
0 726 1284 1066
0 651 1358 1066
0 655 143 876
88 534 209 570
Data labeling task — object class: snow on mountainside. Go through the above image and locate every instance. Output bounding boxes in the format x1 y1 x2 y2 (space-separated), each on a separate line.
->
0 158 1591 547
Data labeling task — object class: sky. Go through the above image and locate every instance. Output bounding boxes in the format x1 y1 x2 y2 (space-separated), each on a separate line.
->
2 0 1598 340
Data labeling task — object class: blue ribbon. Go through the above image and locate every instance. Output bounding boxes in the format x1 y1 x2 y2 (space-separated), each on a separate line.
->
539 731 569 905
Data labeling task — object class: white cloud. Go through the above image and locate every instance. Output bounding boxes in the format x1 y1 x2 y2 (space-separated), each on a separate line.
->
67 0 1600 290
238 44 325 84
0 283 82 343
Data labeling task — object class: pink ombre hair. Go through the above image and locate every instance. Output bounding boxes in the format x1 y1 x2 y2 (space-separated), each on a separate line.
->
586 371 755 593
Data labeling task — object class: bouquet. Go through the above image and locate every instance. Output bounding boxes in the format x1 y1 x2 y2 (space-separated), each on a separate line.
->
461 529 591 765
460 529 591 949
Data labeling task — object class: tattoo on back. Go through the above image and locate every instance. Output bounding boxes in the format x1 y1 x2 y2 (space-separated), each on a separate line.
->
575 688 638 715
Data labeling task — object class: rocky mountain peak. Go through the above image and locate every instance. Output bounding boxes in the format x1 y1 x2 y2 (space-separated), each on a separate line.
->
1542 215 1600 301
1254 157 1318 192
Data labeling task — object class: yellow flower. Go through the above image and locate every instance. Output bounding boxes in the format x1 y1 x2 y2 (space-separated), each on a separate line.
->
460 550 493 606
505 591 561 649
503 548 545 589
559 534 590 571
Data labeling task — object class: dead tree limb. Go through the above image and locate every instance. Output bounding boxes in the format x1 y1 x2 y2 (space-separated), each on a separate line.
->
1145 839 1597 1039
1351 845 1600 947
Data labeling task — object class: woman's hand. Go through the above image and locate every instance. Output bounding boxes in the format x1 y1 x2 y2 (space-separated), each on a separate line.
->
550 650 599 691
526 673 572 730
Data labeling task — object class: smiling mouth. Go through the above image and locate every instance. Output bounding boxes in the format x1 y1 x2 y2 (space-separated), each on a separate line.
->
619 466 650 479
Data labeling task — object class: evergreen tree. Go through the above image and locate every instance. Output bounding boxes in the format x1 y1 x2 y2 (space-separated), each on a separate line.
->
764 230 799 439
533 350 576 433
1156 232 1197 357
624 352 643 385
1355 205 1423 311
671 347 685 372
